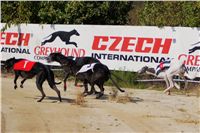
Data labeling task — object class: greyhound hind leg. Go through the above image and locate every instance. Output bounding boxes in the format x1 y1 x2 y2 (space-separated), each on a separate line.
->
51 85 62 102
182 76 188 95
174 82 180 90
36 73 46 102
47 69 62 102
164 76 171 95
42 34 57 45
96 83 104 99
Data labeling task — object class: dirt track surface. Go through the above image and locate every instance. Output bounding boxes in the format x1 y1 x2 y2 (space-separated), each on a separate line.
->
1 76 200 133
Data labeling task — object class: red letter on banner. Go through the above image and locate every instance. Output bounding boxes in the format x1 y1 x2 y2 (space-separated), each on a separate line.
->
152 38 172 54
92 36 108 50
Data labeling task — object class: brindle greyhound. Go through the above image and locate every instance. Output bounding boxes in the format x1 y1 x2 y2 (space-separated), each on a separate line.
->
76 63 125 99
47 52 100 93
4 57 62 102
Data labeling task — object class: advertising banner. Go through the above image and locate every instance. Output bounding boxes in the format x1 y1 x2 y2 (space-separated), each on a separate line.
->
0 23 199 78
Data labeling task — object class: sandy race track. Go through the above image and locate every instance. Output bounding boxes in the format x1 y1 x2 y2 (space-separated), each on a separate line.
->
1 75 200 133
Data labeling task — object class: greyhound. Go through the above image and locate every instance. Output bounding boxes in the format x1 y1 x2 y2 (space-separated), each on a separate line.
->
47 52 100 92
4 57 62 102
76 63 125 98
41 29 80 47
189 41 200 54
138 59 188 95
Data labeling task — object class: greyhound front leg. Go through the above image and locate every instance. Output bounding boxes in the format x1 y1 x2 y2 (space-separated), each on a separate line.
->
68 42 78 47
88 83 95 95
14 73 19 89
83 81 89 96
163 75 174 95
164 76 169 88
164 75 171 95
63 73 69 91
74 78 78 86
20 78 27 88
164 75 174 95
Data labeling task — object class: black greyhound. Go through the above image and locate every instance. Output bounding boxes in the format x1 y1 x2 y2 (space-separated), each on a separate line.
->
41 29 80 47
189 41 200 54
76 63 125 98
47 52 100 92
4 57 62 102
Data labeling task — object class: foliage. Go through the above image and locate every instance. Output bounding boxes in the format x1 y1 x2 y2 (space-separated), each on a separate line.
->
2 1 200 28
137 1 200 27
1 1 33 30
1 1 132 31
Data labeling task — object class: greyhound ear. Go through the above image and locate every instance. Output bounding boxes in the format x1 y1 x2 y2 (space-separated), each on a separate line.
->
55 52 61 54
143 65 148 68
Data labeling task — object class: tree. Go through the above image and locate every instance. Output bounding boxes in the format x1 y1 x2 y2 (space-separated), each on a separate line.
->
1 1 133 31
137 1 200 27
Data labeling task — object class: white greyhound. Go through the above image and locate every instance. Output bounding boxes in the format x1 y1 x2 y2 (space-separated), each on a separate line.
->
138 59 188 95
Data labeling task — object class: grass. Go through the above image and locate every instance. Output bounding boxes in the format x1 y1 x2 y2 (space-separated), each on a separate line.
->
105 70 166 90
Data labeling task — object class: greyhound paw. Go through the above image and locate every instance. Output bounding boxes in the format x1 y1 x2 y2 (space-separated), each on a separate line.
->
83 92 88 97
94 91 99 95
164 90 171 95
56 101 62 103
41 42 45 46
20 84 23 88
14 85 17 89
96 93 103 99
87 91 94 95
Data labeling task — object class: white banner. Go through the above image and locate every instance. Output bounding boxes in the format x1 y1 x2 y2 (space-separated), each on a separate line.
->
0 23 199 78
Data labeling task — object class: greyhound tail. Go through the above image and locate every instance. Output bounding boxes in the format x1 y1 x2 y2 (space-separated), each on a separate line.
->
109 75 125 92
111 72 125 82
43 34 52 40
55 81 62 85
191 41 200 46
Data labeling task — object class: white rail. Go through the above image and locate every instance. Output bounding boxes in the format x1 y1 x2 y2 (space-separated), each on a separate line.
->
136 79 200 83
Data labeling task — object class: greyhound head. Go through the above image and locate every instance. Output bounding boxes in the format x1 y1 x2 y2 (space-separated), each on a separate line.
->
47 52 66 63
4 57 16 71
137 66 149 74
47 52 75 67
72 29 80 36
47 53 58 63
